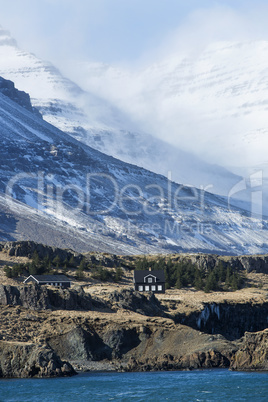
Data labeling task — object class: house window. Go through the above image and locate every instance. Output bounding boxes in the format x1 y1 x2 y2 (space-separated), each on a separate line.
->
55 283 58 286
158 285 162 291
148 277 153 283
145 285 150 291
151 285 156 291
139 286 143 291
59 283 62 287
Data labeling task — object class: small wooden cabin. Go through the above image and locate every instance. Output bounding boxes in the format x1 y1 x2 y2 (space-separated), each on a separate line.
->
23 274 71 288
133 269 165 293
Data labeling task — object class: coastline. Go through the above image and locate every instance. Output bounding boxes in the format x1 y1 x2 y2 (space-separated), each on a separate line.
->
0 244 267 379
0 285 267 378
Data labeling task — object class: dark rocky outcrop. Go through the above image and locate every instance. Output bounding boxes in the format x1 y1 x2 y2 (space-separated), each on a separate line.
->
0 241 121 268
126 350 231 372
0 284 165 316
0 284 50 310
230 329 268 371
2 241 268 274
0 284 109 311
0 295 266 375
0 240 82 263
119 324 237 371
108 288 166 317
0 341 75 378
47 325 141 362
0 76 42 118
0 284 267 342
175 301 268 340
102 326 141 358
47 326 110 361
176 253 268 274
44 319 236 372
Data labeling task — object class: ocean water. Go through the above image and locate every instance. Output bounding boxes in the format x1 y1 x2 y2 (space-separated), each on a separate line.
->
0 369 267 402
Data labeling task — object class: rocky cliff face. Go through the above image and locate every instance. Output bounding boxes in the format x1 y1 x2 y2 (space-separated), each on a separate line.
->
0 240 82 263
230 329 268 371
47 321 237 372
0 284 167 318
6 241 268 274
3 240 268 274
108 288 166 317
0 284 109 311
178 253 268 274
0 284 267 376
175 301 268 340
0 341 75 378
0 284 51 310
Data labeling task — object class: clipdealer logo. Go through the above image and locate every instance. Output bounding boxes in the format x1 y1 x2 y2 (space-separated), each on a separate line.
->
5 171 209 217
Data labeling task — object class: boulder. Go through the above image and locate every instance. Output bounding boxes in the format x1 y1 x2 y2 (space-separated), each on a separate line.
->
0 341 76 378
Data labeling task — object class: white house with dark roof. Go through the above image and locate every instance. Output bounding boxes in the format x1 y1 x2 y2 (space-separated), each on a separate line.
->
23 274 71 288
133 269 165 293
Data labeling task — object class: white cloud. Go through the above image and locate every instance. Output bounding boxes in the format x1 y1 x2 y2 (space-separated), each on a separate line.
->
61 4 268 169
1 1 268 170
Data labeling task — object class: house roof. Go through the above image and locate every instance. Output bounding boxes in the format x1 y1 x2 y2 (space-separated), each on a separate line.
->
133 270 165 283
24 274 71 283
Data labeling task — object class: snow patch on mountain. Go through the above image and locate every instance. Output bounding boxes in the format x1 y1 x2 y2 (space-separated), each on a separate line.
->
70 41 268 170
1 84 268 255
0 27 242 201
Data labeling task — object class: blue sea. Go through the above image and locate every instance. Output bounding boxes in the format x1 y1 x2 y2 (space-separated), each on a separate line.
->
0 369 267 402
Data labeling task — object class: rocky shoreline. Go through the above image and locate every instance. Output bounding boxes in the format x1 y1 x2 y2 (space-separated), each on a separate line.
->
0 284 267 378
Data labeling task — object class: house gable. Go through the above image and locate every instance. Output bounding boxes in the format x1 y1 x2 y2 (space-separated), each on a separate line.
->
23 275 39 284
143 274 157 283
133 269 165 293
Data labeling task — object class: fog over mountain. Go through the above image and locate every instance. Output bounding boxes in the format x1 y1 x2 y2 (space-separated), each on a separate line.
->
0 27 243 201
1 20 268 254
62 39 268 216
68 40 268 171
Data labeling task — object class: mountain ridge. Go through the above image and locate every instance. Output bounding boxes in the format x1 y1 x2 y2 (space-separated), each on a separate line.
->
0 27 242 199
0 76 268 255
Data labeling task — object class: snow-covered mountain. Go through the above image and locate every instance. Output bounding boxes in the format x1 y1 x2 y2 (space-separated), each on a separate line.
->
0 27 241 198
73 41 268 170
64 40 268 216
0 76 268 255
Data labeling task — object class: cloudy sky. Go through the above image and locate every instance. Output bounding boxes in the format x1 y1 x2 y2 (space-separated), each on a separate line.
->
1 0 268 169
0 0 268 65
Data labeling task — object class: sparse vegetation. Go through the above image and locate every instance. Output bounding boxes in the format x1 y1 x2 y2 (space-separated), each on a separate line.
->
114 266 124 282
91 266 112 282
2 252 77 279
0 248 249 290
134 257 246 292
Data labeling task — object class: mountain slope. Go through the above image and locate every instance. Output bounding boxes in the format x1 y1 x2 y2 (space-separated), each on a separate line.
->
74 41 268 169
0 27 241 198
0 77 268 255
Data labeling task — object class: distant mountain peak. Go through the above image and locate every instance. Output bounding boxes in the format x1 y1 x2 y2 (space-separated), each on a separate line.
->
0 30 243 201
